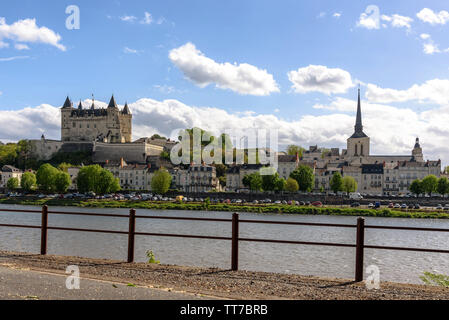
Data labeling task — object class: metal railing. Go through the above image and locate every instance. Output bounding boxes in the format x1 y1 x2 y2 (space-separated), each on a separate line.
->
1 205 449 282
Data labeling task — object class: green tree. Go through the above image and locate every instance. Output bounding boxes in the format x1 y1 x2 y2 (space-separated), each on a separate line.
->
262 173 280 191
57 162 73 173
342 176 357 193
286 145 304 158
21 172 37 191
329 172 343 193
437 177 449 196
410 179 423 196
96 169 120 194
36 163 59 192
289 165 314 192
54 171 72 193
6 177 19 190
76 165 103 193
421 175 438 196
285 177 299 192
249 172 262 191
151 169 172 194
274 177 286 191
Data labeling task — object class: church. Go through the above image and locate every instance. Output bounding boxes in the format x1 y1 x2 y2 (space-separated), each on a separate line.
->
304 89 441 195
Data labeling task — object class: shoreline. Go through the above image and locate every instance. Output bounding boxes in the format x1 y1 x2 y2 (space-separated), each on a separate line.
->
1 197 449 219
0 250 448 300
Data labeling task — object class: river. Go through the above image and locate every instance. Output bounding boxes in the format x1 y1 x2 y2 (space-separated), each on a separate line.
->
1 204 449 284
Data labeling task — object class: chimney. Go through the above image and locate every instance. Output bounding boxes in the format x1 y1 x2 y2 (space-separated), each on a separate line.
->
147 163 151 169
105 159 109 165
120 157 124 168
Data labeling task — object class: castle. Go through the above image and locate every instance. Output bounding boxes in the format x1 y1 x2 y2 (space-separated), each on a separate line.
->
61 95 132 143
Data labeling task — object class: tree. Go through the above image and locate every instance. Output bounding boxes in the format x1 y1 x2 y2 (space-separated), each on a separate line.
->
290 165 314 192
151 169 172 194
96 170 120 194
285 178 299 192
274 177 286 192
437 177 449 196
6 177 19 190
76 165 103 193
342 176 357 193
262 173 279 191
410 179 423 196
329 172 343 193
76 165 119 194
286 145 304 158
36 163 59 192
242 174 252 189
21 172 36 191
421 175 438 196
249 172 262 191
54 171 72 193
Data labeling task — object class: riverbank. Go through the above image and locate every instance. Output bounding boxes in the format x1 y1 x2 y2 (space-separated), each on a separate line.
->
1 197 449 219
0 250 448 300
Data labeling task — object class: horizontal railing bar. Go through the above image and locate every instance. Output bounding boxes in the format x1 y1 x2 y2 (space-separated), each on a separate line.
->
134 215 232 222
239 237 356 247
48 211 129 218
135 231 231 241
365 245 449 254
0 209 41 213
365 225 449 232
47 226 128 235
0 223 41 229
239 219 356 228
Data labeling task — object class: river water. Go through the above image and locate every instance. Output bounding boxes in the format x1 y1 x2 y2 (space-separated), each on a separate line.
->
1 204 449 284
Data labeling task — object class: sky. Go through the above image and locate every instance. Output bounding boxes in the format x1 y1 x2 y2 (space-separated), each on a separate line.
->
0 0 449 165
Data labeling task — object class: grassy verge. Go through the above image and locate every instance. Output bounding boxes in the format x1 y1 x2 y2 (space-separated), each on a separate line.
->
1 197 449 219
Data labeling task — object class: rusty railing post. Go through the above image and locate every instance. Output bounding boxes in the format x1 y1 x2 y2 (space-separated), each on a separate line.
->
40 205 48 255
231 212 239 271
127 208 136 263
355 217 365 282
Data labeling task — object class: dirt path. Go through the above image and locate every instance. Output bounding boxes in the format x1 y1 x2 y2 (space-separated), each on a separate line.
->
1 250 448 300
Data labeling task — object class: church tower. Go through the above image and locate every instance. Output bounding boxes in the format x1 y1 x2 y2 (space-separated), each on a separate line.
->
412 137 424 162
347 88 370 159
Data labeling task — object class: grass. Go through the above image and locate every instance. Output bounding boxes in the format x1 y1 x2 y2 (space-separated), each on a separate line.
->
1 197 449 219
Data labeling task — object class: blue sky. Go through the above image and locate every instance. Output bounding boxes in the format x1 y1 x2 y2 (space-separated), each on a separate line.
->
0 1 449 163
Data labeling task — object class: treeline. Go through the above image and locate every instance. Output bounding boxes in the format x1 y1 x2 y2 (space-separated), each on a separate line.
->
410 175 449 196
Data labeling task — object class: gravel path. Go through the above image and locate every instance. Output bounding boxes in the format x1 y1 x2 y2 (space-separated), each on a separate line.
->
1 250 449 300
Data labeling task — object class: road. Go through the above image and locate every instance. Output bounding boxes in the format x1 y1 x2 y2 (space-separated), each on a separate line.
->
0 266 213 300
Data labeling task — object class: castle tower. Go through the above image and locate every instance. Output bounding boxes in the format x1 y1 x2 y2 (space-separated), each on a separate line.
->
412 137 424 162
347 88 370 158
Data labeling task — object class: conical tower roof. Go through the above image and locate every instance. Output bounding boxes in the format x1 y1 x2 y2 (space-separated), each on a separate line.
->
349 88 368 139
122 102 131 115
62 96 73 109
107 95 118 109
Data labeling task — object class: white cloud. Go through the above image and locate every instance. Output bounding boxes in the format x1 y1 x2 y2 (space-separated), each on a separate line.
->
420 33 431 40
1 97 447 164
120 15 137 22
287 65 354 95
417 8 449 25
169 42 279 96
333 13 341 19
381 14 413 29
141 12 153 24
123 47 140 54
0 40 9 48
423 42 440 55
365 79 449 105
0 17 65 51
357 12 380 29
14 43 29 50
0 55 30 62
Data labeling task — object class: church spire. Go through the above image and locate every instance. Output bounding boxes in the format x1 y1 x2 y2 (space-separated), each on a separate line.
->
349 87 368 138
355 86 363 132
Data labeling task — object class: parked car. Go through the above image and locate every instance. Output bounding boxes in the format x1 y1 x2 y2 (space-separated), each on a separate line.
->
350 202 360 207
375 202 381 209
436 204 444 210
388 203 394 208
311 201 323 207
368 203 374 209
414 204 421 209
401 204 407 209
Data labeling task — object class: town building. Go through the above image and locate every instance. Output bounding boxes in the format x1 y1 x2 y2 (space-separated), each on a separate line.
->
0 165 23 189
